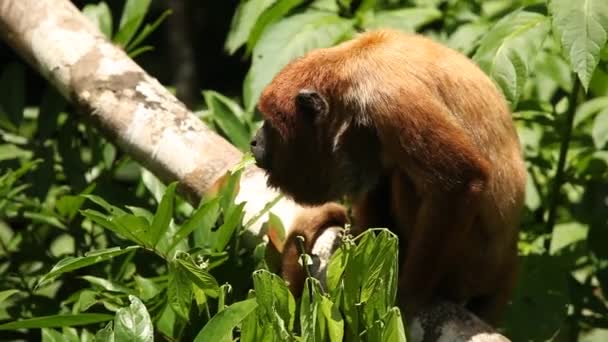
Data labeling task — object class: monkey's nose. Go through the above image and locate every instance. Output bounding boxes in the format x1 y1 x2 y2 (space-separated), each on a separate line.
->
250 139 257 147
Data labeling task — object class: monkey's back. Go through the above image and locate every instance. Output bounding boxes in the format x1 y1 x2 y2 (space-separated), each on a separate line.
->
330 30 526 226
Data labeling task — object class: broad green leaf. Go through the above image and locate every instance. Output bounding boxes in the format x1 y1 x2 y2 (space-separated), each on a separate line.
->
473 11 550 107
140 169 165 203
549 222 589 255
360 230 398 304
381 308 407 342
168 197 220 252
244 12 354 111
360 7 441 32
194 299 258 342
247 0 305 52
113 214 150 246
204 91 251 151
175 253 220 297
95 322 114 342
37 246 139 287
82 2 113 38
319 296 343 342
125 206 153 223
300 278 322 342
150 182 177 247
168 263 192 320
549 0 608 90
592 108 608 148
0 63 25 130
114 296 153 342
80 276 135 295
574 96 608 127
82 195 126 216
0 314 113 330
0 144 31 161
80 209 130 240
326 244 349 293
252 270 295 339
128 9 172 51
0 290 19 303
214 202 246 252
134 276 162 301
447 22 489 55
115 0 151 47
42 328 66 342
225 0 278 54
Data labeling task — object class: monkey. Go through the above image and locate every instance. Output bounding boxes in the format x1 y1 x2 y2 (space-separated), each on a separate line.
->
250 29 526 325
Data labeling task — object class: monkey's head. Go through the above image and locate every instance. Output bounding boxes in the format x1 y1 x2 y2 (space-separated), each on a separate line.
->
250 56 382 205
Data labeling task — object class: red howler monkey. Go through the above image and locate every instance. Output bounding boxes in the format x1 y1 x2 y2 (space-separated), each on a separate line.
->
250 29 526 324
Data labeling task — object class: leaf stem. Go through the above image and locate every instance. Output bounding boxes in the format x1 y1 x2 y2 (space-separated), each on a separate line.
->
544 76 581 249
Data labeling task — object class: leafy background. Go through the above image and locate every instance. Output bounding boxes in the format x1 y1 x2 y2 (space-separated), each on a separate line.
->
0 0 607 341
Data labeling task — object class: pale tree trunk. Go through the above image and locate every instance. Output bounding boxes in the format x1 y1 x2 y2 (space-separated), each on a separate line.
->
0 1 509 340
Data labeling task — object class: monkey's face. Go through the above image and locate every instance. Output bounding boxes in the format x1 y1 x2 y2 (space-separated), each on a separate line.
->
251 88 351 205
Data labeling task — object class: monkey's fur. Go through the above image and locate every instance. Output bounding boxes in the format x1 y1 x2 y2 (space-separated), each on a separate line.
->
251 29 526 324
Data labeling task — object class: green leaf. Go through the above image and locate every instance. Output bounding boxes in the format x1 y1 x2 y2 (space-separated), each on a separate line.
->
0 314 113 330
204 91 251 151
82 195 127 216
128 9 172 51
574 96 608 127
82 2 113 38
80 276 136 295
42 328 64 342
300 278 322 342
326 244 349 294
592 108 608 148
225 0 278 54
447 22 489 55
113 214 151 246
150 182 177 247
0 63 25 130
360 7 441 32
473 11 550 107
134 276 162 301
168 262 192 320
244 11 354 111
37 246 140 287
95 322 114 342
549 0 608 90
168 197 220 252
175 253 220 298
0 289 20 303
247 0 306 52
381 308 407 342
114 296 153 342
214 202 246 252
0 144 31 161
252 270 295 339
115 0 152 47
319 296 343 342
193 299 258 342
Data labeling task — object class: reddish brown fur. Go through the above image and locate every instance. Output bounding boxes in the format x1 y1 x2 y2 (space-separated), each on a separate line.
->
256 29 526 324
279 203 349 296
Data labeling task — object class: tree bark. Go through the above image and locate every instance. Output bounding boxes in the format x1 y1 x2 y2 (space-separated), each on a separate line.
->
0 1 509 340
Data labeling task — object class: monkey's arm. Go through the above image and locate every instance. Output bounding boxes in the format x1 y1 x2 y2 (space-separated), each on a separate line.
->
376 96 491 313
280 203 348 296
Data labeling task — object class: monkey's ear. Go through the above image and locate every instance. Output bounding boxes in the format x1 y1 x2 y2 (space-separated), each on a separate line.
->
296 89 328 116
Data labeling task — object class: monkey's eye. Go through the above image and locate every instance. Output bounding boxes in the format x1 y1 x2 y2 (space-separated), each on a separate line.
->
296 89 328 117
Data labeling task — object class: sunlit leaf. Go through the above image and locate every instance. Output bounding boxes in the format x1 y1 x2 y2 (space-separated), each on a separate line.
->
549 0 608 90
